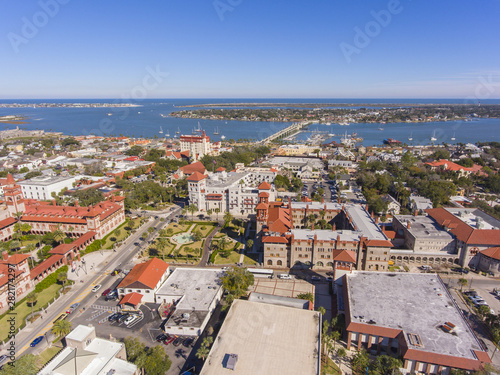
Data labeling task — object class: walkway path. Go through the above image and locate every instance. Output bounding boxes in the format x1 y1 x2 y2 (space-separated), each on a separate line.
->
197 224 221 267
170 224 196 252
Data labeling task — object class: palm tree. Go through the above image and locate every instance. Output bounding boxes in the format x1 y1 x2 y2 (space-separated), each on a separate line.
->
214 208 221 222
187 204 198 220
458 278 468 291
330 330 341 349
58 272 68 292
223 211 233 225
53 228 65 244
52 319 72 337
13 211 23 221
207 209 213 219
26 291 38 321
157 238 167 261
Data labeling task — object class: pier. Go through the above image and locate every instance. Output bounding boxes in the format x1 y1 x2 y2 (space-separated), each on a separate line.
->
259 121 310 144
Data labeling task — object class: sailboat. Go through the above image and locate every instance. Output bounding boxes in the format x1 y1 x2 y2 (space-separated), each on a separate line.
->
451 132 456 141
176 127 180 134
213 127 220 135
221 134 226 140
408 132 413 141
159 126 163 134
430 131 437 142
194 122 202 133
165 129 170 137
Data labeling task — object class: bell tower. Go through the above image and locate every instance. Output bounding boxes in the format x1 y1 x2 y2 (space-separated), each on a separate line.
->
4 174 25 216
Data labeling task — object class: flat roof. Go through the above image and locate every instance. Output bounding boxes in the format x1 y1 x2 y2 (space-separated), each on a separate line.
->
395 215 455 240
293 228 361 242
18 175 75 186
346 205 387 240
200 300 320 375
156 268 223 311
65 324 94 342
444 207 500 230
346 272 483 360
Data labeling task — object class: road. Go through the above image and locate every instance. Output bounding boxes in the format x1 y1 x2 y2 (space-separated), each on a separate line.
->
15 214 174 358
197 224 221 267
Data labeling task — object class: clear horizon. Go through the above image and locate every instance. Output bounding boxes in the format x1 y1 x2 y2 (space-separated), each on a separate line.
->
2 1 499 99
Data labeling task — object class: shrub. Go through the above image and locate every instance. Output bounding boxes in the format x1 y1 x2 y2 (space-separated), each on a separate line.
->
110 237 117 242
35 265 68 293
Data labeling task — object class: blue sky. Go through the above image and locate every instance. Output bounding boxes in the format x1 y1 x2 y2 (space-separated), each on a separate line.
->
1 0 499 99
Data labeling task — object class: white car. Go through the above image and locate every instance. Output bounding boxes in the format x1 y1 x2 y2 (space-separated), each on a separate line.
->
91 284 102 293
124 315 138 326
278 274 292 280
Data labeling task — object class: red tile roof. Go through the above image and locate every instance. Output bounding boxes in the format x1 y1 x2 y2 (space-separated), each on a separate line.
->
0 217 16 230
0 253 29 265
256 202 269 210
332 250 356 263
118 258 169 290
480 247 500 261
364 239 394 248
258 181 272 190
30 255 64 279
267 205 291 234
216 167 226 172
187 171 207 182
258 192 269 198
49 244 74 255
119 292 143 307
262 236 288 244
180 161 206 176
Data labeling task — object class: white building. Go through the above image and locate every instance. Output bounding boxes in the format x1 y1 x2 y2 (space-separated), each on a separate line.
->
180 131 220 160
187 169 277 215
17 175 78 200
38 325 138 375
156 268 224 337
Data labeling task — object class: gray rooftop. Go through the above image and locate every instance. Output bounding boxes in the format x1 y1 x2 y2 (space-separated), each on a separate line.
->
444 207 500 230
200 300 321 375
248 292 311 310
292 228 361 242
156 268 223 311
65 325 94 342
346 272 483 360
18 175 76 186
395 215 455 240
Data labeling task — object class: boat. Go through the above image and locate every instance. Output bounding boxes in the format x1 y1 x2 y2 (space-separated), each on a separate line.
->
408 132 413 141
451 132 456 141
338 121 350 126
328 133 336 137
221 135 226 140
165 129 170 137
384 138 402 146
430 131 437 142
325 122 331 126
176 127 180 134
213 127 220 135
159 126 163 134
378 127 384 131
107 113 112 116
194 122 202 133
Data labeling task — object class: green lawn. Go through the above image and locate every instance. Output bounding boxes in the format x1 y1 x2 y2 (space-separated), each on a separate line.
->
101 217 143 249
242 254 258 265
214 250 241 265
163 223 190 236
39 346 62 366
148 238 176 259
321 355 341 375
179 240 203 256
193 223 216 237
0 283 62 342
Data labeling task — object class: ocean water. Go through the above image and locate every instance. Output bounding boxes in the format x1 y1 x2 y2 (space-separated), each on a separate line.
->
0 99 499 146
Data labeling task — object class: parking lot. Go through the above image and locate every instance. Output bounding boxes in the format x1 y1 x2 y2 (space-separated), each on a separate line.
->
68 293 197 374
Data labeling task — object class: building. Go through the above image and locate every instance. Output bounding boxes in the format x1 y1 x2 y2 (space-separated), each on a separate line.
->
177 161 207 179
156 268 223 337
38 325 138 375
426 207 500 267
117 258 169 306
0 252 33 314
425 159 483 178
200 299 321 375
188 170 276 215
179 131 220 160
409 194 433 213
257 200 393 272
276 144 319 156
18 175 78 201
381 194 401 215
477 247 500 275
342 272 490 374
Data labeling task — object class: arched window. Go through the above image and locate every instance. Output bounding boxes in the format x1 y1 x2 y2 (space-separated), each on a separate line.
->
277 260 283 266
327 262 333 267
267 260 272 266
316 261 324 267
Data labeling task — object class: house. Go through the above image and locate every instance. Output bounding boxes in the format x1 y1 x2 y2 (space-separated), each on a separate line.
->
117 258 170 306
381 194 401 215
0 251 33 314
409 194 433 213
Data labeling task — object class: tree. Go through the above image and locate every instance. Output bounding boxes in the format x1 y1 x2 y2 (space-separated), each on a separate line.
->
0 353 38 375
125 145 145 156
223 211 233 225
53 228 65 244
215 208 221 221
52 319 72 337
477 305 491 321
317 306 326 316
196 336 213 361
187 204 198 220
192 231 203 242
58 272 68 292
246 239 254 251
330 330 341 349
207 209 213 218
157 238 167 261
221 267 254 300
351 349 370 375
297 292 314 303
337 347 347 361
458 278 468 291
143 345 172 375
26 291 38 321
373 355 403 375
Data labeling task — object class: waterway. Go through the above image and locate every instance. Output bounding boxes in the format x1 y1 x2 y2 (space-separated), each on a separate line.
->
0 99 499 146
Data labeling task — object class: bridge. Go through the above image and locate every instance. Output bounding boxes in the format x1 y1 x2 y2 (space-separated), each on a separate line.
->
259 121 310 144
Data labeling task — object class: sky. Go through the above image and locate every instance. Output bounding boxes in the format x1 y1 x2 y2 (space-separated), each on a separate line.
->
1 0 499 99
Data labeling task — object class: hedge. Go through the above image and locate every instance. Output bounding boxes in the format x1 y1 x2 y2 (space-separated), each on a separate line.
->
82 239 102 254
35 265 69 293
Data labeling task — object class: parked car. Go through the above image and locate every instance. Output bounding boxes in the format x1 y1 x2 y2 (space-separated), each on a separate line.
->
156 333 168 342
311 276 321 282
108 312 120 322
66 303 80 314
105 291 118 301
452 267 469 274
164 336 176 345
30 336 44 347
124 315 137 326
182 337 194 347
102 288 112 296
112 269 122 276
53 313 68 324
92 284 102 293
278 274 292 280
493 289 500 297
118 314 130 323
173 337 183 346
